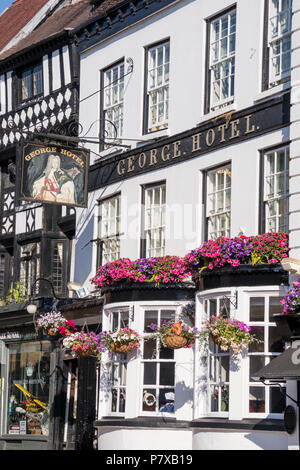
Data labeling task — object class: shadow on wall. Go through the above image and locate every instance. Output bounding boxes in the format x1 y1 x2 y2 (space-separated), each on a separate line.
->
175 380 193 412
74 216 94 285
244 429 288 450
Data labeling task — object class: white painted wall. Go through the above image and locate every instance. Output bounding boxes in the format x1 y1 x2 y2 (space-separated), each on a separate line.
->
98 428 193 450
74 127 288 288
192 429 288 450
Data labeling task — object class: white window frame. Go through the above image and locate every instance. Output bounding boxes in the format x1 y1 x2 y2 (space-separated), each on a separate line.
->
245 292 287 419
209 9 236 110
105 307 130 417
144 183 166 257
146 41 170 133
103 61 124 144
199 295 232 418
140 306 178 417
263 145 289 233
206 164 231 239
98 195 121 265
268 0 292 86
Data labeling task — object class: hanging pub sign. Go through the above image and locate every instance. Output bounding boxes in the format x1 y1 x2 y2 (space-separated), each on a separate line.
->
19 143 89 208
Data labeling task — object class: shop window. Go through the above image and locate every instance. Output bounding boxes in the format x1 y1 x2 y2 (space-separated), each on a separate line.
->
206 165 231 239
144 40 170 133
262 145 289 233
142 182 166 258
207 8 236 111
204 297 230 415
142 309 176 414
6 341 51 435
248 296 286 416
97 195 121 266
108 309 129 414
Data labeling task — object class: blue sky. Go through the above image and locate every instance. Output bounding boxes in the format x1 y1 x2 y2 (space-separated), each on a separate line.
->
0 0 14 15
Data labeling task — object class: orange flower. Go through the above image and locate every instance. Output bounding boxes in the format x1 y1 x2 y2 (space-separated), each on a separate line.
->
172 322 183 336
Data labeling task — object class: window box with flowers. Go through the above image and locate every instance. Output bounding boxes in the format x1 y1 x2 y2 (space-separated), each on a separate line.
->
273 279 300 340
185 233 289 290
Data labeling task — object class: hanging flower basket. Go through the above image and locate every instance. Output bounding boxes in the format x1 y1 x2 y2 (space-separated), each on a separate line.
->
36 311 77 338
99 328 140 354
163 335 188 349
199 316 261 354
146 320 198 350
110 343 133 354
62 331 101 358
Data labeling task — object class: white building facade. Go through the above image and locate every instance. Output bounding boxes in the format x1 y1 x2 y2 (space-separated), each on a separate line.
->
71 0 300 450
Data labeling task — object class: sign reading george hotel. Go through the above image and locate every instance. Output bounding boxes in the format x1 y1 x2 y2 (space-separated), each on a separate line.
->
89 95 289 190
20 143 89 207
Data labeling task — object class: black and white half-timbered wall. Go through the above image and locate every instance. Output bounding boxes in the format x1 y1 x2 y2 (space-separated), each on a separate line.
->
0 2 84 301
0 0 90 451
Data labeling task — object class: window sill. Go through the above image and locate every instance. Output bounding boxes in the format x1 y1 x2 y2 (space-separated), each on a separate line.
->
94 417 284 432
198 102 236 125
255 81 291 103
141 127 170 143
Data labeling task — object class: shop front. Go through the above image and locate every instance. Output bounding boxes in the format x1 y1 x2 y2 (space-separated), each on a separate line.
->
0 303 59 450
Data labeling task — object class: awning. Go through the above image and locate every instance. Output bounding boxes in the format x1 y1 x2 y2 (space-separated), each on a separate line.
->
252 347 300 381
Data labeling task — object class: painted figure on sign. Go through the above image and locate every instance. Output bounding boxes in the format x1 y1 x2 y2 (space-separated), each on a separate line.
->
32 154 79 204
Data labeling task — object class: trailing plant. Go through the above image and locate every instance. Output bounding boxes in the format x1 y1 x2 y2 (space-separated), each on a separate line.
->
62 331 101 356
36 311 77 337
98 328 140 353
185 232 289 274
199 315 260 354
90 256 192 288
146 320 199 349
280 278 300 315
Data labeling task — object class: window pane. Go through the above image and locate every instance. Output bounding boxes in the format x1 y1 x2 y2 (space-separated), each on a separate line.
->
248 326 265 352
249 386 265 413
270 386 285 413
250 298 264 322
269 297 283 321
269 326 285 353
249 356 265 381
160 362 175 386
143 389 157 412
159 388 175 413
144 363 157 385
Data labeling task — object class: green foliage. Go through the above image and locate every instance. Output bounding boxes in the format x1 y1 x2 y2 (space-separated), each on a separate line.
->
1 282 28 305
